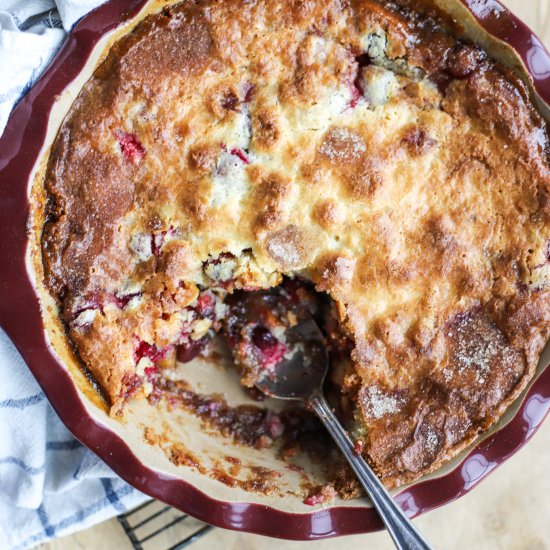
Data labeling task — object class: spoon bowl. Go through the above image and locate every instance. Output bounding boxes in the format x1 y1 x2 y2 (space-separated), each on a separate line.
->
255 318 328 401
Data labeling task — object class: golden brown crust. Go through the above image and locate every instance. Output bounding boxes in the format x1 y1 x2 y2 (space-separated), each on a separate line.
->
40 0 550 488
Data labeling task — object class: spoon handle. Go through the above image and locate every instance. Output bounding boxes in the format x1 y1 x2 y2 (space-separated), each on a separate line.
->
310 391 433 550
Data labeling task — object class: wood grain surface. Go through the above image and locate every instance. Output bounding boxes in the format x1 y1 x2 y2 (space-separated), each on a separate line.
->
40 1 550 549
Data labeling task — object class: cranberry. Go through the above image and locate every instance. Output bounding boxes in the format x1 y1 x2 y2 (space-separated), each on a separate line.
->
118 132 145 163
176 335 210 363
221 91 240 111
251 325 287 365
114 292 142 309
230 148 250 164
251 325 278 351
195 292 215 318
303 494 322 506
134 339 168 363
134 340 155 362
244 83 255 103
266 411 284 438
144 366 158 380
303 485 337 506
348 54 369 109
151 231 167 257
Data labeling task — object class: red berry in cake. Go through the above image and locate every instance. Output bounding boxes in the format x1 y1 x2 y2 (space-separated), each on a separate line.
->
230 148 250 164
134 339 173 364
221 91 240 111
348 54 370 109
134 340 158 362
265 410 284 438
176 335 210 363
114 292 142 309
144 365 158 380
303 485 338 506
243 82 255 103
195 291 215 318
118 132 145 163
251 325 287 367
151 231 167 257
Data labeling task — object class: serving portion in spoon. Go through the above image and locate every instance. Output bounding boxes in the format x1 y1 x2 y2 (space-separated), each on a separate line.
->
251 316 433 550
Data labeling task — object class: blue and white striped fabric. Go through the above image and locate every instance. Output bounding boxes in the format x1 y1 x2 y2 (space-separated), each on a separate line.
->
0 2 150 548
0 0 112 135
0 330 149 549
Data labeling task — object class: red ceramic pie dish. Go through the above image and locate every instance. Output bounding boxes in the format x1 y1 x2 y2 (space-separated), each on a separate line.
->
0 0 549 540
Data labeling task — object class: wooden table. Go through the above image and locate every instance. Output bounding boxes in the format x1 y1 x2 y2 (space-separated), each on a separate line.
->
41 1 550 549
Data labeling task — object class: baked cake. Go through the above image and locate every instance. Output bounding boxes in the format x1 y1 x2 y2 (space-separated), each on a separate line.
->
40 0 550 489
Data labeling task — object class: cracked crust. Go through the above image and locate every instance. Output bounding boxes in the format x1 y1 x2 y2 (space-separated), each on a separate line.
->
40 0 549 489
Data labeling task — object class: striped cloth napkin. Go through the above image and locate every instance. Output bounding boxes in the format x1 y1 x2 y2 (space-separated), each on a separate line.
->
0 0 115 134
0 2 150 548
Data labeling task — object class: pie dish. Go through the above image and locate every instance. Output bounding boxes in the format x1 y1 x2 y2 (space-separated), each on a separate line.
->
0 0 549 540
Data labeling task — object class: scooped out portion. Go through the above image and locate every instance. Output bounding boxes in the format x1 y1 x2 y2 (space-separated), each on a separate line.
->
223 279 324 387
40 0 549 490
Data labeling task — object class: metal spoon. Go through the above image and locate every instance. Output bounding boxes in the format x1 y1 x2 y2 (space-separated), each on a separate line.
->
255 317 433 550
